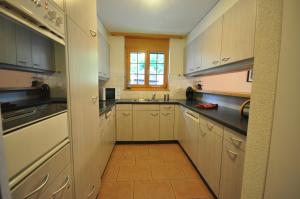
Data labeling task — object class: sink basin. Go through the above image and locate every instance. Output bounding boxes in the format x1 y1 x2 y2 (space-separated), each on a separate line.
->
132 99 159 102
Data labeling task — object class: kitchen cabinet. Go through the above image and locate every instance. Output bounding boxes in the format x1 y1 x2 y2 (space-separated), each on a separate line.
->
219 128 246 199
67 17 100 199
201 17 223 70
133 105 160 141
159 111 174 140
221 0 256 65
178 106 187 149
184 41 196 74
198 116 223 196
98 32 110 79
65 0 97 37
31 33 55 71
116 105 133 141
16 26 32 68
0 15 16 65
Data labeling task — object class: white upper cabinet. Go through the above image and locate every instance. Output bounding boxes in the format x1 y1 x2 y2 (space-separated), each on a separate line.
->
65 0 97 36
98 33 110 79
221 0 257 65
201 17 223 70
184 41 195 74
16 26 32 68
0 16 16 65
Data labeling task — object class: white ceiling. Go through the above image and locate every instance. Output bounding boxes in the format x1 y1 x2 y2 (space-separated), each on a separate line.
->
97 0 219 35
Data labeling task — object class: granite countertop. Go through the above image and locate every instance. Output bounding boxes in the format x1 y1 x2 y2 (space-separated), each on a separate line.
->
99 99 248 136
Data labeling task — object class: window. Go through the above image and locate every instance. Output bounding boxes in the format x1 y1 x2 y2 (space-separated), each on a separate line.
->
125 37 169 90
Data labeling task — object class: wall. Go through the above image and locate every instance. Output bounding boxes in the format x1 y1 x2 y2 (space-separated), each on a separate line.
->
241 0 283 199
263 0 300 198
102 36 193 99
197 70 252 93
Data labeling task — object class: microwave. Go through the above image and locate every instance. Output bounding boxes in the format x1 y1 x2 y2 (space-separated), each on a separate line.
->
100 88 117 101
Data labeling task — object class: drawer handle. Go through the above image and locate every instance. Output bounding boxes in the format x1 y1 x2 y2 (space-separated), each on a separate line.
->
87 185 95 198
24 173 50 199
212 60 219 65
227 148 238 159
222 57 231 62
162 113 170 116
231 137 243 146
206 123 214 131
122 113 130 117
151 113 159 117
52 176 70 197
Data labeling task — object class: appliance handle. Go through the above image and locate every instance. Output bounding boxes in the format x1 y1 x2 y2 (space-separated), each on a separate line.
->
24 173 49 199
185 111 199 123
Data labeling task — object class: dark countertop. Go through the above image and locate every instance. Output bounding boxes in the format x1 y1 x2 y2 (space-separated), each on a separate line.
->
100 99 248 136
1 98 67 133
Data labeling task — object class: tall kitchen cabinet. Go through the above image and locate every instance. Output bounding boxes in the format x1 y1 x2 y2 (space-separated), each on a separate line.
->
65 0 100 198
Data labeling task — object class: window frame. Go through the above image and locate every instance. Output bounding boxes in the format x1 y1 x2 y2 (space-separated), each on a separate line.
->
125 48 169 91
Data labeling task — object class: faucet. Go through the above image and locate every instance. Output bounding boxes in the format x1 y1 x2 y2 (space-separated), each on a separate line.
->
151 93 156 101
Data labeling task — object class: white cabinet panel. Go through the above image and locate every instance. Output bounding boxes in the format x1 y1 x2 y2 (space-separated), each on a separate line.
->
133 111 159 141
116 110 133 141
16 26 32 67
159 111 174 140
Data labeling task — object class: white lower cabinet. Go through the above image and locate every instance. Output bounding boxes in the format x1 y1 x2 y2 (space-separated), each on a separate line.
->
133 110 160 141
219 129 246 199
116 105 133 141
159 110 175 140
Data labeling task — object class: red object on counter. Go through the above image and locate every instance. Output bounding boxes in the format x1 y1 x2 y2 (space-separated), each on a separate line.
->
195 103 218 109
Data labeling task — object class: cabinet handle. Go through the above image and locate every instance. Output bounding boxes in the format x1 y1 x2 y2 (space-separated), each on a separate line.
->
89 30 97 37
91 96 99 104
230 137 243 147
212 60 219 65
52 176 70 197
33 63 40 67
222 57 231 62
24 173 50 199
206 123 214 131
162 113 170 116
227 148 238 159
150 113 159 117
18 60 27 65
122 113 130 117
87 185 95 198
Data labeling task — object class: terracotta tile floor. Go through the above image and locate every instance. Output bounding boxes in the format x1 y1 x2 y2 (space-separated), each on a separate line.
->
98 144 214 199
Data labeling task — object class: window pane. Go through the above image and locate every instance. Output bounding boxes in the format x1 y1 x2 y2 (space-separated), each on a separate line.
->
149 75 157 85
157 64 164 74
137 75 145 85
138 52 145 64
130 64 137 74
157 75 164 85
157 54 165 63
150 64 157 74
130 52 138 63
150 54 157 64
138 63 145 74
130 74 138 85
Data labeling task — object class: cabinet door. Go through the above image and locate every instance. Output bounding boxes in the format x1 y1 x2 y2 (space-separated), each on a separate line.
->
221 0 256 64
219 141 245 199
197 127 209 179
201 17 223 69
0 15 16 65
32 33 55 71
184 42 195 74
67 18 99 199
16 26 32 67
133 111 159 141
194 35 203 72
65 0 97 36
159 111 174 140
116 110 133 141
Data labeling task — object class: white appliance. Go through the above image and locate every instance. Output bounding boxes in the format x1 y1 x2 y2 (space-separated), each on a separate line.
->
0 0 65 44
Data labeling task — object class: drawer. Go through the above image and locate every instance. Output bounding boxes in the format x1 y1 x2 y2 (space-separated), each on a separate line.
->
39 165 73 199
199 115 224 137
224 127 247 151
11 144 71 199
160 105 175 111
116 104 132 111
133 105 160 111
4 113 69 179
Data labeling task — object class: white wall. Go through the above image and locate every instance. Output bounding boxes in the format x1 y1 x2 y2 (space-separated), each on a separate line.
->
102 36 193 99
263 0 300 198
187 0 238 43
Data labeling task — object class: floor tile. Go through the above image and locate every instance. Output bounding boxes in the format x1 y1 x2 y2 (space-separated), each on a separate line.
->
98 181 133 199
102 166 119 182
117 165 152 181
171 179 214 199
151 164 185 180
134 180 175 199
